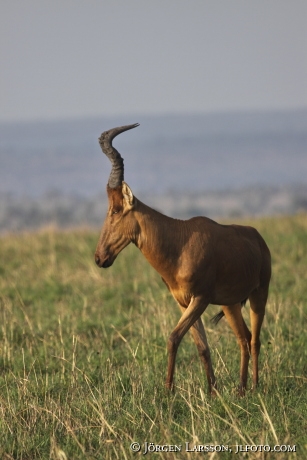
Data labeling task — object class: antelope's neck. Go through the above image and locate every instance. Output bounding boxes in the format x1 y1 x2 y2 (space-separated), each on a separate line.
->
134 200 182 279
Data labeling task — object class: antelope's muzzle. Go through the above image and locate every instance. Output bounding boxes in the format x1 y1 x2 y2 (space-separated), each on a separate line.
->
94 253 113 268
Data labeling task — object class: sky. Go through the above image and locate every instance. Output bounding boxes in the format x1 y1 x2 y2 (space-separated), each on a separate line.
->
1 1 307 123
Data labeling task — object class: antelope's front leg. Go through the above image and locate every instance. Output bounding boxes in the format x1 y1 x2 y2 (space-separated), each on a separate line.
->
190 317 217 395
165 296 209 391
175 302 217 395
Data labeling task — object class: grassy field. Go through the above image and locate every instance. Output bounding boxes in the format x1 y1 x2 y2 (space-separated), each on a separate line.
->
0 214 306 459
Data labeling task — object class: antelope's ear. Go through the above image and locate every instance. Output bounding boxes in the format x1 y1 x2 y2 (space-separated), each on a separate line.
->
122 181 134 210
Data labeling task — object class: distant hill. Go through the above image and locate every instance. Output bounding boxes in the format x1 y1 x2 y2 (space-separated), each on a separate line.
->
1 109 307 196
0 109 306 231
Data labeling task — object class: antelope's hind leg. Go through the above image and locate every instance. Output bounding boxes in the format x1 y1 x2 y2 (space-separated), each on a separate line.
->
222 303 251 395
248 287 268 388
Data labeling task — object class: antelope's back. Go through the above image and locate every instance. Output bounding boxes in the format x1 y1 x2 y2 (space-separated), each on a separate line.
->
180 217 271 303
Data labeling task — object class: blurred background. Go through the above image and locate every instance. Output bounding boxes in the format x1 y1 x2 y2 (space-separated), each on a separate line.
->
1 1 307 232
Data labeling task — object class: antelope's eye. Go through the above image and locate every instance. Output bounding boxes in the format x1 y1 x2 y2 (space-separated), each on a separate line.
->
112 210 118 215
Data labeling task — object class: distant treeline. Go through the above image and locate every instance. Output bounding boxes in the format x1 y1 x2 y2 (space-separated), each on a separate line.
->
1 185 306 233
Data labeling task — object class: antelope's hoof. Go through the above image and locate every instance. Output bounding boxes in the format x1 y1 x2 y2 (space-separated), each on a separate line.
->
237 385 246 397
165 381 175 393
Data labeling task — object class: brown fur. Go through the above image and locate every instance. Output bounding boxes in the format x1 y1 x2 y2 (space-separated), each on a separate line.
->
95 182 271 395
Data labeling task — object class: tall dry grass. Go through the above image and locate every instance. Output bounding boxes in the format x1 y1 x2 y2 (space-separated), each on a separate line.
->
0 215 306 458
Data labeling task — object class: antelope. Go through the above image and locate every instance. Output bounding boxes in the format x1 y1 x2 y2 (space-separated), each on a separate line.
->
95 123 271 395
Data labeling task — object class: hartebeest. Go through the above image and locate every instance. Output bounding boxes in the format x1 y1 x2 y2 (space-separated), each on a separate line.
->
95 123 271 395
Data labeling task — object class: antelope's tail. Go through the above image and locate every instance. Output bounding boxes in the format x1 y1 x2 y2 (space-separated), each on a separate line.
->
210 298 248 326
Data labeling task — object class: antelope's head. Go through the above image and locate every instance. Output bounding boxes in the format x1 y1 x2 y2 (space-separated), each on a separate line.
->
95 124 139 268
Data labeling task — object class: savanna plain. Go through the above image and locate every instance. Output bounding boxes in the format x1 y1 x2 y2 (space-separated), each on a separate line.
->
0 214 306 459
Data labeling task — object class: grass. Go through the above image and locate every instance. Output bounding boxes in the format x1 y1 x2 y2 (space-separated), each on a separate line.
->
0 215 307 459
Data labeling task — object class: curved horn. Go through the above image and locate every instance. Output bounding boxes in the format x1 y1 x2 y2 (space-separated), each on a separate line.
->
99 123 139 188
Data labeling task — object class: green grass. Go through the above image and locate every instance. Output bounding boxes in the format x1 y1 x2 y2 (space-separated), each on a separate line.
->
0 215 307 459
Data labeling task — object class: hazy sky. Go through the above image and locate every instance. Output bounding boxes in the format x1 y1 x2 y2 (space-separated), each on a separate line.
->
1 1 307 122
